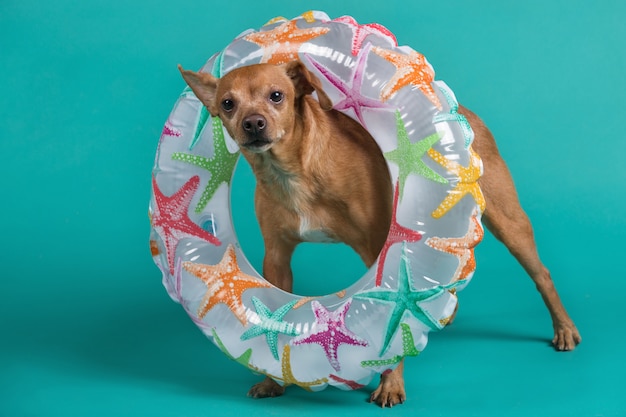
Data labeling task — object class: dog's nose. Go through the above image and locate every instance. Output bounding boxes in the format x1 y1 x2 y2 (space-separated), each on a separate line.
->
242 114 267 134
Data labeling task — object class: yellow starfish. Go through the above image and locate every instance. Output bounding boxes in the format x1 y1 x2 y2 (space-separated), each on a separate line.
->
245 20 330 64
263 16 287 26
372 46 441 109
263 11 316 27
257 345 328 391
183 245 272 325
426 212 484 282
428 147 486 218
301 10 316 23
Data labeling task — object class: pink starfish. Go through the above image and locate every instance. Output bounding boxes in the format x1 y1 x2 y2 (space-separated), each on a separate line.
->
305 44 392 127
333 15 397 56
154 121 182 170
292 300 367 372
161 121 181 139
151 175 221 274
374 182 423 286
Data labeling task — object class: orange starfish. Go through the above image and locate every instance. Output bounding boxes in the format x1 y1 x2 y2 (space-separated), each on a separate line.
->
425 211 484 282
372 46 441 109
244 20 330 64
183 245 272 325
428 146 486 218
149 239 160 256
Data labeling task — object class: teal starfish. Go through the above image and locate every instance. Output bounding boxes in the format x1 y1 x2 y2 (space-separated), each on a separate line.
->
384 110 447 198
172 117 240 213
356 244 463 356
432 84 474 148
211 328 253 368
180 51 225 150
240 297 300 361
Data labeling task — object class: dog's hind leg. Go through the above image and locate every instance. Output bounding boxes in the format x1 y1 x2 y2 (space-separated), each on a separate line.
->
459 106 581 351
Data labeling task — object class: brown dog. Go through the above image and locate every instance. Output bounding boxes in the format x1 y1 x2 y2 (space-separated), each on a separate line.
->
179 61 581 407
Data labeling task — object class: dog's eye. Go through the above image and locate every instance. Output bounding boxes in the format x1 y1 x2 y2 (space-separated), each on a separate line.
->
221 99 235 112
269 91 284 104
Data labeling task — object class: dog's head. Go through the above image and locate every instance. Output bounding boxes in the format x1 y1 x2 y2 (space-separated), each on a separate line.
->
179 61 332 153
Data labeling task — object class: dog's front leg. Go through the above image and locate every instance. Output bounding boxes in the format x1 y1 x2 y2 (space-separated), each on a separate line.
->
261 235 297 293
248 235 297 399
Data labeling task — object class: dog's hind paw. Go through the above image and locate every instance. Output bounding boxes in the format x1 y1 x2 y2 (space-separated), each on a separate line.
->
552 321 582 351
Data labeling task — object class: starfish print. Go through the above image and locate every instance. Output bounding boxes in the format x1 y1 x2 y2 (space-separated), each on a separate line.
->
149 239 159 256
372 46 441 109
162 121 181 139
211 328 253 368
433 83 474 148
183 53 225 151
151 175 221 275
183 245 272 324
426 211 484 281
241 297 300 360
190 107 211 150
428 146 486 219
166 256 185 304
361 323 420 368
328 374 365 390
384 110 448 198
178 96 208 150
333 15 397 55
165 258 216 333
300 10 317 23
263 16 287 26
374 182 423 286
172 117 240 213
293 289 346 309
357 244 464 355
244 20 330 65
305 44 392 127
260 345 328 391
292 300 368 371
154 121 182 173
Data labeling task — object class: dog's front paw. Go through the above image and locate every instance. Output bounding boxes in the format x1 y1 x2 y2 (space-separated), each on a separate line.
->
247 377 285 399
369 371 406 408
552 321 582 351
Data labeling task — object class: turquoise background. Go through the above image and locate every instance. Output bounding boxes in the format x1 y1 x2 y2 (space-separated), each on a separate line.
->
1 1 624 416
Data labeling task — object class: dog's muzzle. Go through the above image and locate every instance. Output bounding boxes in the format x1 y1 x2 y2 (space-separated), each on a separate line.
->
241 114 273 151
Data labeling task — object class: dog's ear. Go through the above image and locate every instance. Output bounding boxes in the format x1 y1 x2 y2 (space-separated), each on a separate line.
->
283 60 333 111
178 65 219 116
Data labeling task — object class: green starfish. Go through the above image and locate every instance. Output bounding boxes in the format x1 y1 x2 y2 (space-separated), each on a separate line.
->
360 323 420 368
172 116 240 213
211 328 253 368
355 244 463 356
240 297 300 361
384 110 447 198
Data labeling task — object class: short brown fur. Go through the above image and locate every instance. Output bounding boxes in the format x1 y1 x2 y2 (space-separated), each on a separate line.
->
179 61 581 407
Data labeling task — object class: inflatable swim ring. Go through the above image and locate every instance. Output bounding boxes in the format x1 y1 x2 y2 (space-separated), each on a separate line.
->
149 10 485 391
